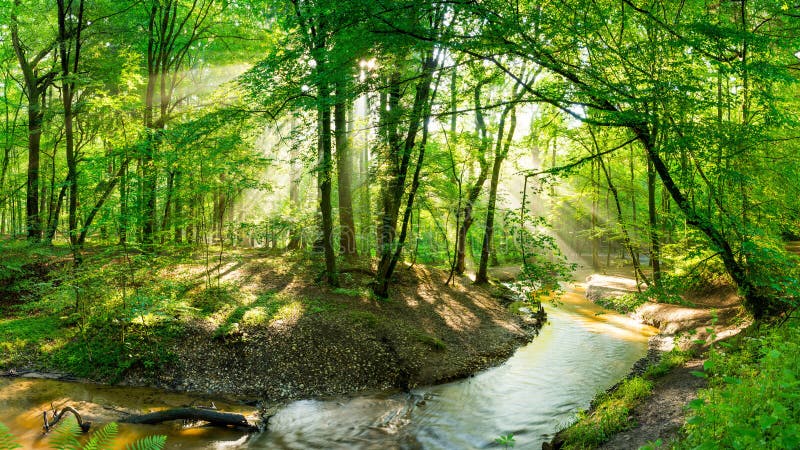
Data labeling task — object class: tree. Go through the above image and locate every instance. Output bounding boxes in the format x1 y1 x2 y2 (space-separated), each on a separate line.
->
463 0 800 317
9 0 57 241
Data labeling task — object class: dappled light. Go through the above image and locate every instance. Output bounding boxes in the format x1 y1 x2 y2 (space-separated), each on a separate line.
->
2 0 799 448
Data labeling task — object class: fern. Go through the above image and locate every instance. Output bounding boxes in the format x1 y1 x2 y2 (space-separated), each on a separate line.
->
0 422 21 450
1 418 165 450
48 416 82 450
125 435 167 450
81 422 117 450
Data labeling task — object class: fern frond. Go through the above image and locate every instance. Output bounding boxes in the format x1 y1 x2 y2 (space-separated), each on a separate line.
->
48 416 82 450
0 422 21 450
82 422 118 450
124 435 166 450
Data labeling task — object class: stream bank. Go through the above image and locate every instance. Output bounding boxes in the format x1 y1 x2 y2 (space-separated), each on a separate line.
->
1 252 543 402
1 282 654 449
546 273 750 449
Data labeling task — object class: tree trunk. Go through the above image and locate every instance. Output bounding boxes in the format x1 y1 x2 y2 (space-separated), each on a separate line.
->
373 54 438 298
634 125 770 318
647 155 661 285
335 84 358 261
455 81 491 275
56 0 86 264
120 407 256 430
318 79 338 286
476 102 518 284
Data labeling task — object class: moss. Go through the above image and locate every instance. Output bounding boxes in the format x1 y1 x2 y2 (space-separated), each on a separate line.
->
347 310 381 328
412 330 447 351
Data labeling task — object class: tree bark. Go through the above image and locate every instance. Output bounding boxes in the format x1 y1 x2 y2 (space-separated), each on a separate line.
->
373 52 439 298
335 83 358 261
455 81 491 275
56 0 85 261
10 12 54 241
476 100 518 284
317 71 338 286
120 407 256 430
646 154 661 285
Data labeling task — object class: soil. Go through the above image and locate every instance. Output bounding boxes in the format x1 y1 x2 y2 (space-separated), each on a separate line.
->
119 253 542 402
598 359 707 450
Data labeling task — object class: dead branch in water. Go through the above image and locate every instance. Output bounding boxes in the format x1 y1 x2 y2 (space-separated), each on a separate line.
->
120 407 258 431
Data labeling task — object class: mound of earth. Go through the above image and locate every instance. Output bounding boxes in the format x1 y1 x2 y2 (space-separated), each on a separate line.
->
127 256 541 401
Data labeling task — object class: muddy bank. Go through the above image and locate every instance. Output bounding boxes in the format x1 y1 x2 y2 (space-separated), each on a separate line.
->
585 274 747 343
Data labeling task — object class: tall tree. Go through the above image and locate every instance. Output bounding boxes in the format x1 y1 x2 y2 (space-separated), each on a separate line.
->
475 79 526 284
141 0 220 245
9 0 57 241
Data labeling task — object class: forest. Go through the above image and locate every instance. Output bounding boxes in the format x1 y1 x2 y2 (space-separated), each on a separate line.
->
1 0 800 449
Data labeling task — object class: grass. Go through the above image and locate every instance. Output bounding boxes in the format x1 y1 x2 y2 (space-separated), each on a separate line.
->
561 376 653 449
595 292 648 314
558 347 691 449
0 316 66 367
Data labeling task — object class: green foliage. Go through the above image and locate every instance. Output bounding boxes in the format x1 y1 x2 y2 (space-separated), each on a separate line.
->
39 417 165 450
561 376 653 449
594 292 648 314
0 422 21 450
495 433 516 448
643 348 692 379
81 421 117 450
125 435 166 450
48 416 82 450
675 319 800 449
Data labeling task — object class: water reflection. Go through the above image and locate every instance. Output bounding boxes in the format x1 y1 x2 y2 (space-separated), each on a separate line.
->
1 290 655 449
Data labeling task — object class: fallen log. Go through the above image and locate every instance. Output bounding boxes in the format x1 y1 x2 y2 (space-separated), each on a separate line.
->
120 408 257 430
43 405 91 433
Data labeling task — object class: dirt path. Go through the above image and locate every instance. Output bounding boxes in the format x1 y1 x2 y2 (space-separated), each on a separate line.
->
599 359 706 449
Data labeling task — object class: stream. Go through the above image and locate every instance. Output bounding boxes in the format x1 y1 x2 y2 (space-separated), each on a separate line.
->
1 285 656 449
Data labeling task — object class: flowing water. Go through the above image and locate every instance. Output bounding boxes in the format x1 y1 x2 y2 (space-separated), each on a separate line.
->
1 286 656 449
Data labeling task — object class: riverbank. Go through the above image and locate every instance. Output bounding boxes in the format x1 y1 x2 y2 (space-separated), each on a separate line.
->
0 245 542 402
546 274 750 449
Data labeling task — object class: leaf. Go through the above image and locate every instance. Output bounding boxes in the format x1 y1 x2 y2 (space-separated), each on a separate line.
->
82 422 118 450
48 416 82 450
0 422 21 450
688 398 706 409
703 359 716 371
758 414 778 430
690 370 708 378
125 435 166 450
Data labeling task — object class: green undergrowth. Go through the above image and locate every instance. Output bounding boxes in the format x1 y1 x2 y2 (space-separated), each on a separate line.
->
671 318 800 449
558 347 692 449
0 242 344 380
595 292 649 314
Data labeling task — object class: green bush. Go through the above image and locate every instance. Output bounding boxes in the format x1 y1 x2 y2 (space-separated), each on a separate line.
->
676 319 800 449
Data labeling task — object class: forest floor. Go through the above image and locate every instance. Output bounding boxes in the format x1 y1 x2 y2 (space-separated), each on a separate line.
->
552 274 751 449
0 245 541 402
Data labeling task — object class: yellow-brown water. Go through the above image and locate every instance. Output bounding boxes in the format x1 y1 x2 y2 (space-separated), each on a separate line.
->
1 286 656 449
